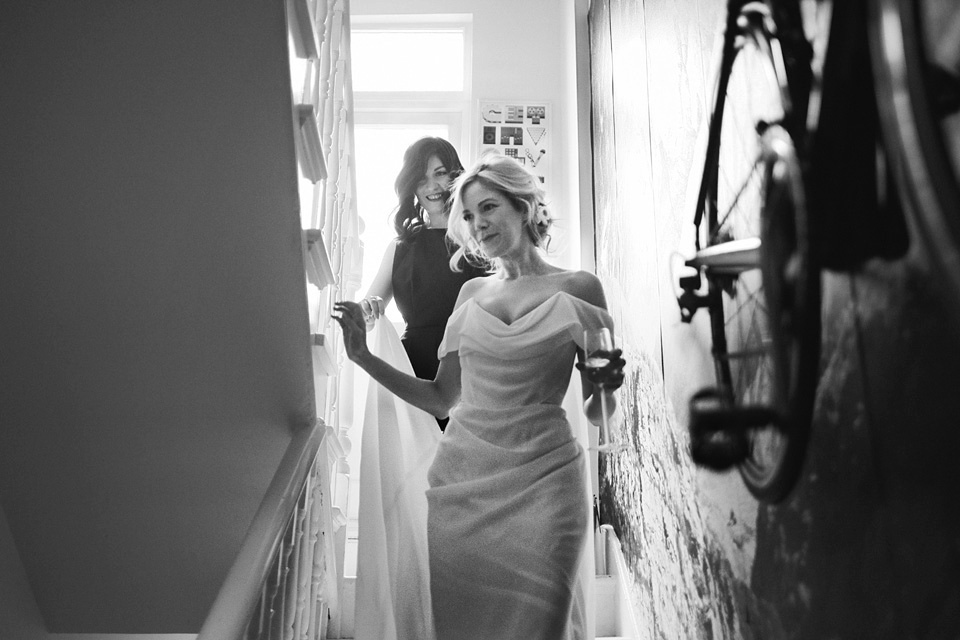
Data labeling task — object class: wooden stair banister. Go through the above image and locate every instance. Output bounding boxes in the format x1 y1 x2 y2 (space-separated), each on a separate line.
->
197 422 338 640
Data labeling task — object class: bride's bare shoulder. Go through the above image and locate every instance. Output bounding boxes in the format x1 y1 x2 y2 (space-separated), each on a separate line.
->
454 274 496 308
559 270 608 309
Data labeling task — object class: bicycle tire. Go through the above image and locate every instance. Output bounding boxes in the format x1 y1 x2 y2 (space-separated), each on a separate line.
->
870 0 960 313
701 7 820 503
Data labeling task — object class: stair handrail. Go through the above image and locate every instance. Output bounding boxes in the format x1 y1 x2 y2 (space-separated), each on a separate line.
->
197 421 330 640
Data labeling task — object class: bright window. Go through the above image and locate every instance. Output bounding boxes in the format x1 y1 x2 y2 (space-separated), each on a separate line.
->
351 30 464 92
349 14 472 321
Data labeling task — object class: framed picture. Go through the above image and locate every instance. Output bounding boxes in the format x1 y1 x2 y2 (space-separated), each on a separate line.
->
477 100 551 186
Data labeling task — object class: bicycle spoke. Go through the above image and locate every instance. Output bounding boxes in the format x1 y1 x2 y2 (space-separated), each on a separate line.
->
713 155 764 242
724 280 769 320
736 325 771 395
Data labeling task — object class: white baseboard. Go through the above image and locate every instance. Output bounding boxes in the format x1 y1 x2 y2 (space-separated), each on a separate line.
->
598 524 641 639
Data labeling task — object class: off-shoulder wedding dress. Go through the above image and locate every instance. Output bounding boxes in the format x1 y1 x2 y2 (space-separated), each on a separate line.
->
355 291 612 640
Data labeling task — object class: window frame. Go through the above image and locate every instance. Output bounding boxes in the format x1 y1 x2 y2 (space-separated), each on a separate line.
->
350 14 473 158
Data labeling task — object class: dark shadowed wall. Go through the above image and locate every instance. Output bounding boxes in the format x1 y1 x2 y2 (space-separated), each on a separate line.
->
588 0 960 638
0 0 314 632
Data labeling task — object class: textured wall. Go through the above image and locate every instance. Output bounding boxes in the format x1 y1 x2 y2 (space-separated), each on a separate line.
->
589 0 960 637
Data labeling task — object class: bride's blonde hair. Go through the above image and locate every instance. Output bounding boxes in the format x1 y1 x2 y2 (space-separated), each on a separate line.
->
446 154 552 272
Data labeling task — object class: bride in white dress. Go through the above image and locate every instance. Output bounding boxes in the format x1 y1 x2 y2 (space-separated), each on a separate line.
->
334 155 625 640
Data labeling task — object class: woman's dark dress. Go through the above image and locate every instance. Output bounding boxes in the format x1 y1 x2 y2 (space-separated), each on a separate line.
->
392 228 486 428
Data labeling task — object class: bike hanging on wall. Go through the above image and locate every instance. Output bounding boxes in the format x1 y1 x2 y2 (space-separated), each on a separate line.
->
676 0 820 504
677 0 960 504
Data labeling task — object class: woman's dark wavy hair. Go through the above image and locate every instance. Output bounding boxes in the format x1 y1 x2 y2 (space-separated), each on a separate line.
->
392 137 465 242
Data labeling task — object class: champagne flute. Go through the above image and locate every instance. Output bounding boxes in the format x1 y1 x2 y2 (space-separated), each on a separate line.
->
584 328 626 453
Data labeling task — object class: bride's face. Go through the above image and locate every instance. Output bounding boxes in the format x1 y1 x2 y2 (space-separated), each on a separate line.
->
415 155 452 218
460 182 527 259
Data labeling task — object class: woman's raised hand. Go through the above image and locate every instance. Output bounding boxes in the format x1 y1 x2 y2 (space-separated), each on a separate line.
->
332 301 371 363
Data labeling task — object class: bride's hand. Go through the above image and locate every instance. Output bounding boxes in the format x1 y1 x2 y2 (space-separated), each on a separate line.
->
332 301 371 363
576 348 626 390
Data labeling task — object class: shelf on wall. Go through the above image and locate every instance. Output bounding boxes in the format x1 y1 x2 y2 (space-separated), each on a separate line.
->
296 104 326 183
287 0 320 59
311 333 335 377
303 229 335 290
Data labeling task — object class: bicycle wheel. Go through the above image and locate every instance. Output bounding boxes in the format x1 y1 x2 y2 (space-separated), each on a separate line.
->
701 9 820 503
871 0 960 312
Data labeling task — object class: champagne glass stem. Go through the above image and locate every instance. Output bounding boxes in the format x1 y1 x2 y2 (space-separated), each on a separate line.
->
599 388 610 447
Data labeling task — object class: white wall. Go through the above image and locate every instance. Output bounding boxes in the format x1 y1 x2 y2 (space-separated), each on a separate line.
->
351 0 585 270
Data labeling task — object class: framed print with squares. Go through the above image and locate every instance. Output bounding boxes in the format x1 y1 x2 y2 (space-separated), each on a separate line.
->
478 100 551 187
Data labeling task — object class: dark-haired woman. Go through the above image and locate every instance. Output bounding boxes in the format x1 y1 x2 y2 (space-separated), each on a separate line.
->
360 137 487 429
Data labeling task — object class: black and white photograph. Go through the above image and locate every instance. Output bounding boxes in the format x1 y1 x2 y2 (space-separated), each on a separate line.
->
2 1 959 639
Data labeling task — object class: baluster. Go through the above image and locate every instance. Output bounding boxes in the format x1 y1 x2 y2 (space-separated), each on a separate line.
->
312 0 328 113
319 10 335 160
271 519 295 639
264 539 285 640
282 497 305 640
315 446 339 615
305 467 326 640
290 475 313 640
250 580 268 640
